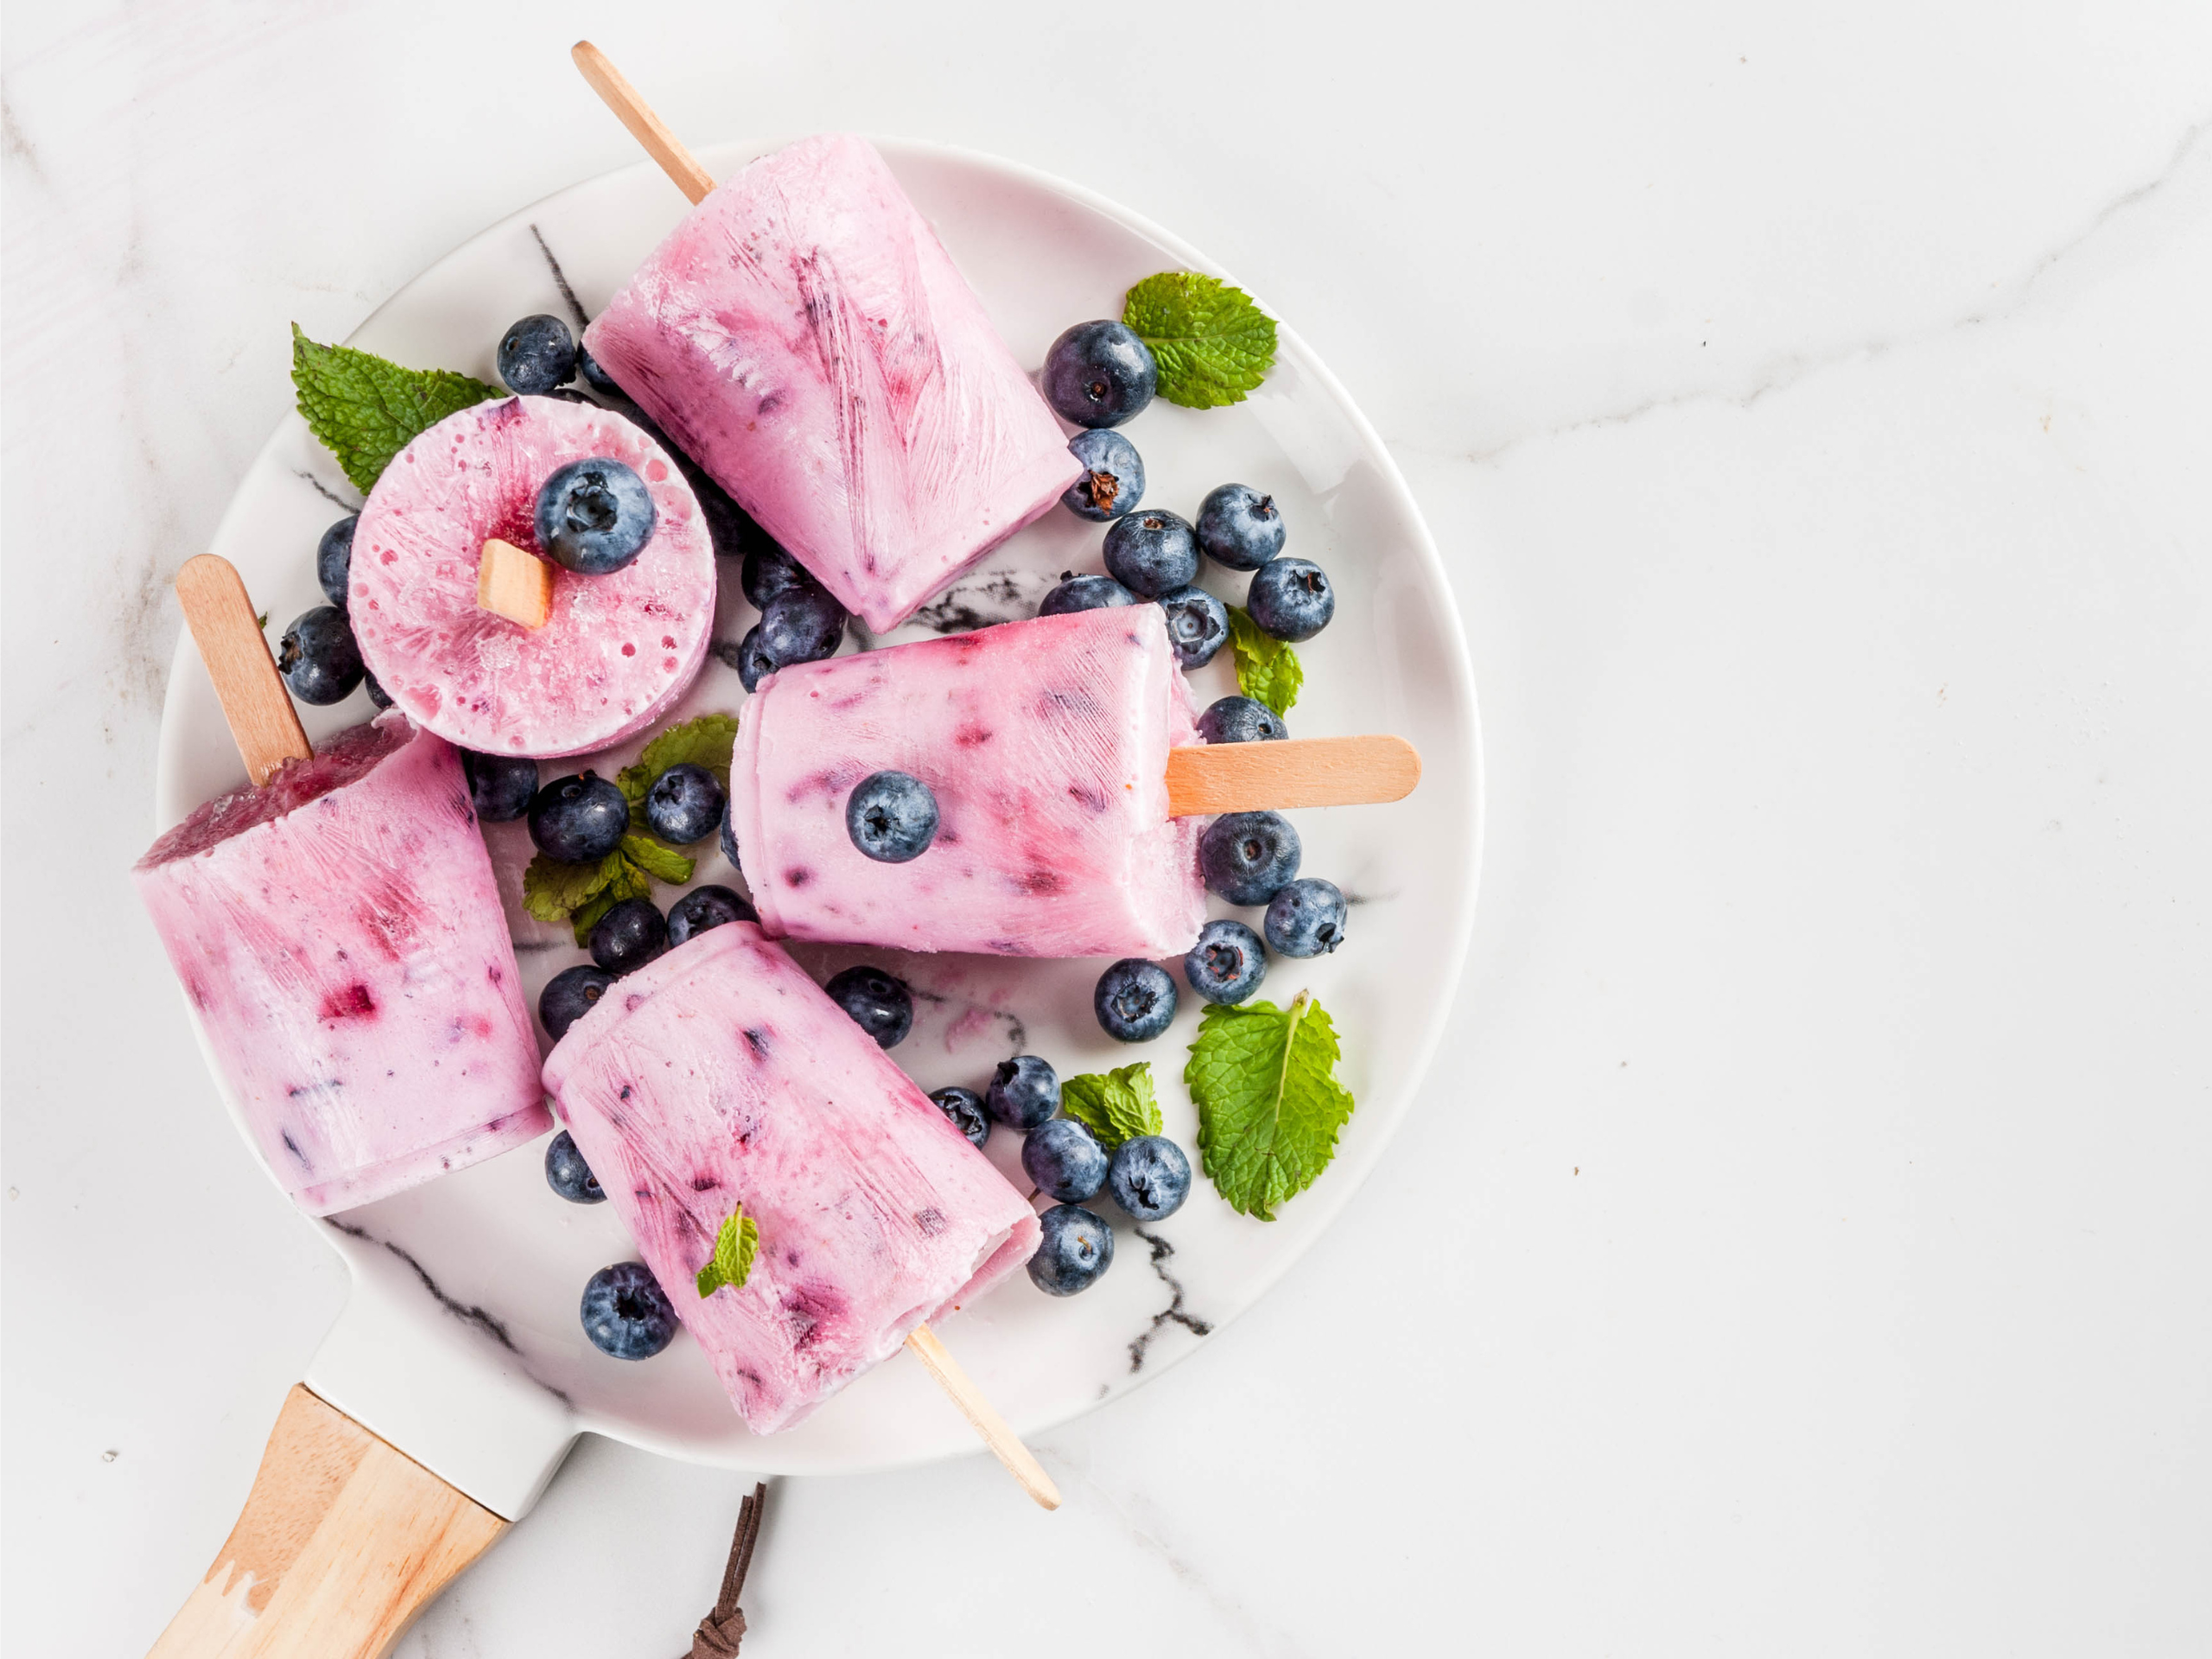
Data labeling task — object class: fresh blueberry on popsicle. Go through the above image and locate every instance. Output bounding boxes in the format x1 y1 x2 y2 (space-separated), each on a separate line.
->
1103 510 1199 599
1042 320 1157 429
1027 1205 1116 1294
580 1262 677 1359
1157 585 1230 669
1265 877 1347 957
544 1130 606 1204
1196 483 1285 571
276 607 364 705
1107 1135 1192 1222
1246 556 1335 642
316 514 358 608
461 750 538 823
589 898 669 976
1198 811 1301 906
666 885 757 946
1195 696 1288 744
987 1054 1060 1130
823 964 912 1048
645 763 726 845
535 457 657 575
498 314 578 396
1061 429 1145 522
846 771 939 862
1184 918 1268 1005
1039 571 1140 616
1023 1117 1109 1202
539 964 615 1042
1095 958 1179 1042
528 773 630 864
929 1086 991 1151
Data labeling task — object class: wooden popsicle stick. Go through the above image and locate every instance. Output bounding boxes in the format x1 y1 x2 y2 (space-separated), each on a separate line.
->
571 41 717 206
175 554 313 786
476 537 555 629
1164 734 1421 817
905 1324 1061 1511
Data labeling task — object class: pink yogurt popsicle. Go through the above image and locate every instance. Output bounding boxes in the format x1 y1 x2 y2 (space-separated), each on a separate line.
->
543 922 1040 1434
729 604 1205 958
349 395 716 758
135 713 547 1215
583 133 1083 634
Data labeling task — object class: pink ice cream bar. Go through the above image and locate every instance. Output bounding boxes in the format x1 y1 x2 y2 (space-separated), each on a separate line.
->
543 922 1040 1434
729 605 1205 958
135 714 547 1215
349 395 716 758
582 133 1083 634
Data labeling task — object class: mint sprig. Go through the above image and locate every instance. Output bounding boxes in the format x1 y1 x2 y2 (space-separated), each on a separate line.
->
1060 1062 1164 1152
696 1205 760 1299
290 324 502 493
1122 272 1277 409
1185 992 1354 1220
1225 607 1302 715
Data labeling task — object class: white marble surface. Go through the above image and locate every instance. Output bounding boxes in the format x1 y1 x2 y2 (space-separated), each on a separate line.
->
5 2 2210 1653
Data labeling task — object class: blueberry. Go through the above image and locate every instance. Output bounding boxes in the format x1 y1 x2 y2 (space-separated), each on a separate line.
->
1195 696 1288 744
1027 1205 1115 1294
645 763 726 845
1265 877 1347 957
1039 571 1140 617
824 965 912 1048
741 543 818 609
575 341 621 397
461 750 538 823
539 964 615 1042
276 607 364 705
930 1086 991 1150
1021 1117 1109 1202
1060 429 1145 522
846 771 939 862
1184 918 1268 1005
528 772 630 863
733 625 779 692
719 798 740 869
1095 958 1178 1043
544 1129 606 1204
361 671 392 710
535 457 656 575
756 585 847 671
580 1262 677 1359
1198 811 1302 906
589 897 668 976
316 514 358 608
499 314 579 395
1156 585 1230 669
986 1054 1059 1129
1246 556 1335 642
1042 320 1157 429
1106 1135 1192 1222
1103 510 1198 599
1196 483 1285 571
666 885 757 945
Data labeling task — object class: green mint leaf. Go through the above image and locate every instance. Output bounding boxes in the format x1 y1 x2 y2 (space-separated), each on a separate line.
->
255 612 270 631
620 834 696 886
290 323 502 493
1059 1062 1164 1151
1122 271 1278 409
1185 992 1354 1220
696 1205 760 1298
1226 607 1302 715
522 850 623 924
569 854 656 945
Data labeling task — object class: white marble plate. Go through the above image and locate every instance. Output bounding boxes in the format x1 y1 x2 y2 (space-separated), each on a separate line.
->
153 139 1482 1480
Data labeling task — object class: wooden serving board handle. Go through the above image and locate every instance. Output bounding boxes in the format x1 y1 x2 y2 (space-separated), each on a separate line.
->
905 1324 1061 1510
146 1385 506 1659
572 41 717 206
175 554 312 786
1165 734 1421 817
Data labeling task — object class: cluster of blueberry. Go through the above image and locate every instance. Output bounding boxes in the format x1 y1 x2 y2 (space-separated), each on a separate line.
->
1033 320 1337 666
